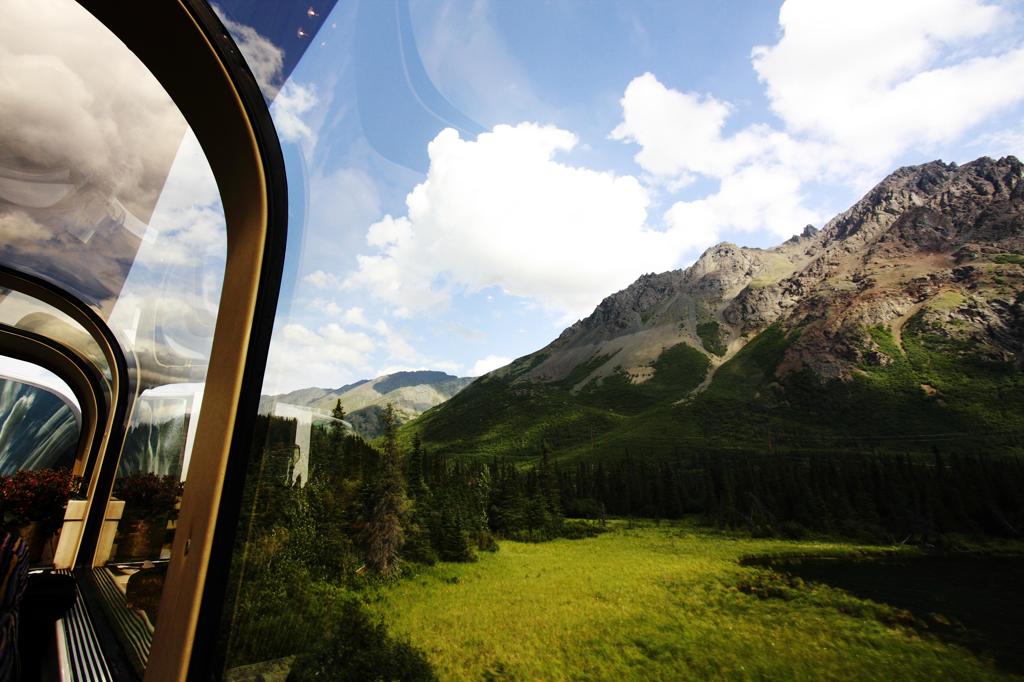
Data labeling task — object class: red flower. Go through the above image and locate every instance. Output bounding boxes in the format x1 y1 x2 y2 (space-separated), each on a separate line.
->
0 468 81 533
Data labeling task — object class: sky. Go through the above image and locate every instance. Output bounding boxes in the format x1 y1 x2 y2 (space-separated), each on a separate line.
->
244 0 1024 394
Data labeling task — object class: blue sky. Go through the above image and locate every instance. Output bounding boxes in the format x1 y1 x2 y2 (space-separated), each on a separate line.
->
252 0 1024 393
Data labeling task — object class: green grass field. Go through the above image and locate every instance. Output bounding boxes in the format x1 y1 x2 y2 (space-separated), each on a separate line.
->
375 522 1019 681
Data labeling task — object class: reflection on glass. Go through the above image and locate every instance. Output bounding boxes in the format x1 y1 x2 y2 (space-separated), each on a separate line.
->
0 288 112 387
0 370 79 474
216 1 489 676
0 358 81 568
0 0 186 318
1 0 227 675
118 385 202 479
96 87 226 682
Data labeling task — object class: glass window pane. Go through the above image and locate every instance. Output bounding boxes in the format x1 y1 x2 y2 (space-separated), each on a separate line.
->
0 289 111 388
0 363 81 567
1 0 227 674
0 361 80 472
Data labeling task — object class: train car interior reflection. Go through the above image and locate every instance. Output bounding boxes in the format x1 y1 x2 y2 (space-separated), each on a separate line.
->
0 0 320 678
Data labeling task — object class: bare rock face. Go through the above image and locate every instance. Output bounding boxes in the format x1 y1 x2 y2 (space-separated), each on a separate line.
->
517 156 1023 389
775 156 1024 378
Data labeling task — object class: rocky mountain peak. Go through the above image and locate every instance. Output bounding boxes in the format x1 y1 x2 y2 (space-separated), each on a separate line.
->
820 156 1022 250
530 156 1023 388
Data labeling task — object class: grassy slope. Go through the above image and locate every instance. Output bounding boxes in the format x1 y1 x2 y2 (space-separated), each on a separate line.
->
404 318 1023 462
376 522 1012 681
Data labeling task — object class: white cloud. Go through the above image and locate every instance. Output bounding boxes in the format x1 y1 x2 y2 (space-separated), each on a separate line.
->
260 309 466 391
611 73 744 180
665 164 820 242
346 123 687 320
611 2 1024 247
293 0 1024 379
213 7 284 98
304 270 342 289
470 354 511 376
342 307 370 327
263 322 377 393
751 0 1024 168
272 81 318 147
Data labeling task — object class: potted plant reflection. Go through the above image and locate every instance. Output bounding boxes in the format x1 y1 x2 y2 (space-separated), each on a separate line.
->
113 473 183 561
0 468 80 565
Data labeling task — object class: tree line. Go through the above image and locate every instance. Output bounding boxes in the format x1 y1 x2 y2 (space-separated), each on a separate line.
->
554 449 1024 543
221 408 1024 676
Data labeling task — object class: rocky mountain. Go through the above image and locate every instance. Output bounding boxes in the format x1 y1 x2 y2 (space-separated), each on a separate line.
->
262 370 473 439
406 156 1024 460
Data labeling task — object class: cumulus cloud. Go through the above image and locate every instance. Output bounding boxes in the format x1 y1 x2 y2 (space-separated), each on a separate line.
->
304 270 343 289
752 0 1024 167
611 73 746 181
611 1 1024 245
263 322 378 392
294 0 1024 384
0 0 185 218
272 81 318 147
665 164 820 242
345 123 686 320
470 355 511 376
259 309 455 392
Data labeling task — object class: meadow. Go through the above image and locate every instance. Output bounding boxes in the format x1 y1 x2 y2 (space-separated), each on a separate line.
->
375 521 1021 681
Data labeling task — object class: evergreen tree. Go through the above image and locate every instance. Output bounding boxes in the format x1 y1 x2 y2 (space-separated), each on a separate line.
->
538 442 561 516
331 399 346 422
402 434 438 565
366 404 409 577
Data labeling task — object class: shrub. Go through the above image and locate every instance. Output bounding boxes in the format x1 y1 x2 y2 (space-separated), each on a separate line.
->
287 599 435 681
114 472 183 521
0 468 80 533
559 520 606 540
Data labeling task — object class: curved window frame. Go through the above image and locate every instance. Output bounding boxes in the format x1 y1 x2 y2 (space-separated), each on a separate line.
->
71 2 289 679
0 1 286 677
0 324 107 486
0 265 131 566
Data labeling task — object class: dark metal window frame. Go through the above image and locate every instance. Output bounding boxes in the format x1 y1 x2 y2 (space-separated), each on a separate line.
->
0 265 132 569
0 323 108 488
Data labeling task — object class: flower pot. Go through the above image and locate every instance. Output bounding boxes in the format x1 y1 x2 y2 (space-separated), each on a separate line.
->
114 517 167 562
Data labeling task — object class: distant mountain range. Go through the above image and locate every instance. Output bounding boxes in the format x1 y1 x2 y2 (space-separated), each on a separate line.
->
405 156 1024 461
261 370 473 438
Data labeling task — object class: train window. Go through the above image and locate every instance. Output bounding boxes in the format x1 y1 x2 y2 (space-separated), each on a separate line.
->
0 358 80 473
1 0 228 676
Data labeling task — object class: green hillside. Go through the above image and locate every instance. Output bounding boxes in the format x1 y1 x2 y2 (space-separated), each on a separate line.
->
403 320 1024 462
